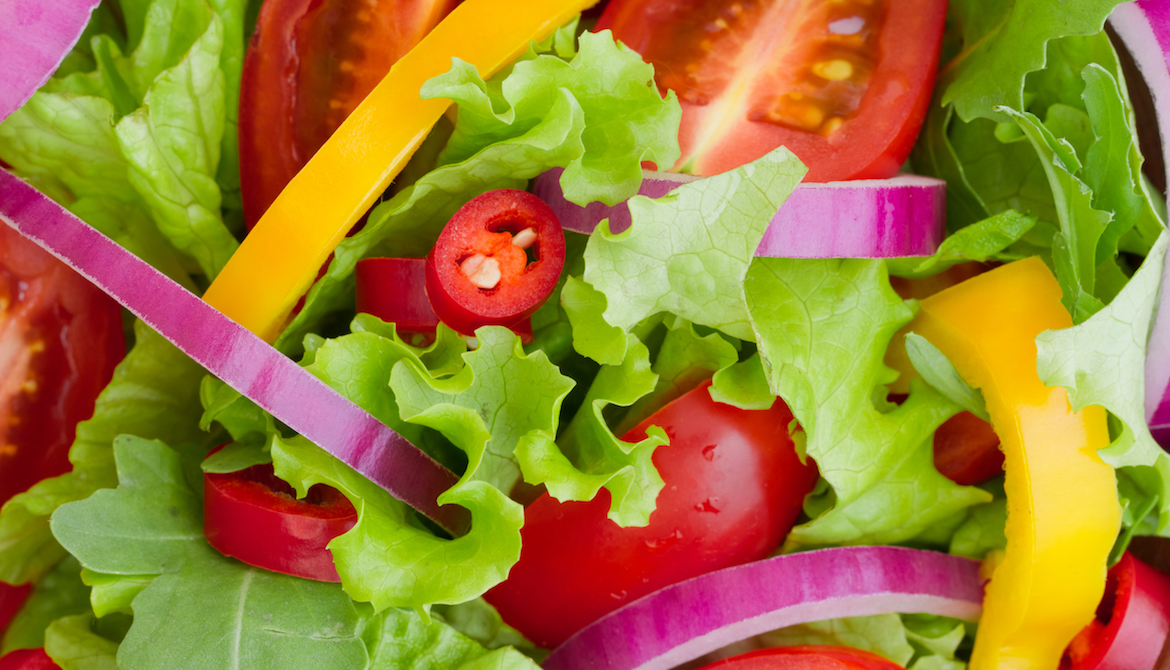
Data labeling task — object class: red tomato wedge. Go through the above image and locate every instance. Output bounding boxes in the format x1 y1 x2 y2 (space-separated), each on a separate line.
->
485 382 818 649
0 648 59 670
933 411 1004 486
238 0 459 226
0 223 123 507
596 0 947 181
696 646 905 670
203 460 358 582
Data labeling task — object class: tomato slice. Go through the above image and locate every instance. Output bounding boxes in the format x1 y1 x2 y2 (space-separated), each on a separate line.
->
596 0 946 181
932 411 1004 486
0 581 30 634
0 648 59 670
0 223 124 507
203 460 358 582
484 382 818 648
696 646 905 670
425 189 565 336
238 0 459 226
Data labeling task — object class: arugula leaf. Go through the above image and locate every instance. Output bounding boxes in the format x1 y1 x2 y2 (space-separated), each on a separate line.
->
744 258 990 547
0 322 209 585
0 558 91 654
904 333 990 421
940 0 1123 122
887 210 1036 279
949 497 1008 560
52 437 369 670
44 614 120 670
585 147 806 342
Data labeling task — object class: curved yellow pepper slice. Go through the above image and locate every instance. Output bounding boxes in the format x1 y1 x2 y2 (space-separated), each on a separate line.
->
203 0 597 341
912 257 1120 670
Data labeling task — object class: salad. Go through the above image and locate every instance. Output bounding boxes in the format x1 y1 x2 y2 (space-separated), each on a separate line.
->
1 0 1169 669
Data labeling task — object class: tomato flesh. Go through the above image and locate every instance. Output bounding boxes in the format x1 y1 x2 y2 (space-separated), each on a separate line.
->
697 646 905 670
597 0 946 181
203 461 358 582
426 190 565 336
484 382 818 648
239 0 458 225
0 223 124 507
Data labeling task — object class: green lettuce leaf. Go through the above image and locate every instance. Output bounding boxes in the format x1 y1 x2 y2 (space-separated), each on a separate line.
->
762 613 968 669
584 147 806 342
51 437 369 670
744 258 990 547
887 210 1037 279
364 607 539 670
949 497 1008 560
271 434 523 613
44 613 121 670
1036 231 1170 529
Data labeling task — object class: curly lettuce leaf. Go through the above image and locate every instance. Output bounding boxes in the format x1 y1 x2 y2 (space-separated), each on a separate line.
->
51 437 369 670
1037 232 1170 529
364 607 539 670
271 434 523 613
278 27 681 352
744 258 990 547
520 333 666 526
585 147 806 342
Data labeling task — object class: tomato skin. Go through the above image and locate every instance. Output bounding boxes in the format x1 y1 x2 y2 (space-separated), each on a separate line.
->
0 223 124 507
426 190 565 336
932 411 1004 486
484 382 818 649
356 258 442 335
238 0 459 226
697 646 905 670
0 648 59 670
203 461 358 582
597 0 947 181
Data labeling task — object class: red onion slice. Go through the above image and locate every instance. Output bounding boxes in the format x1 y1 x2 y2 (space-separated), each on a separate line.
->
1114 2 1170 443
0 169 469 535
533 169 946 258
0 0 100 123
542 546 983 670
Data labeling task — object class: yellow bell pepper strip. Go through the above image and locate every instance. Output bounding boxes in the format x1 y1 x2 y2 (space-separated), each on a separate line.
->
202 0 597 341
911 257 1120 670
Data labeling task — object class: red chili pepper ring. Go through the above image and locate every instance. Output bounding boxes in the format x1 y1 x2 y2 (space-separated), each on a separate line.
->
426 189 565 335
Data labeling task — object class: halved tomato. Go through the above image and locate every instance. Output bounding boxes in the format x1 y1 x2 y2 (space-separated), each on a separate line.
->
596 0 947 181
697 646 905 670
238 0 459 226
0 223 124 507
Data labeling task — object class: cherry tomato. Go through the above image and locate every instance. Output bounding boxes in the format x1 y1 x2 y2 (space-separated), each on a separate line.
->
596 0 946 181
238 0 459 225
203 460 358 582
696 646 905 670
484 382 818 648
0 223 124 507
425 190 565 336
1063 552 1170 670
0 648 59 670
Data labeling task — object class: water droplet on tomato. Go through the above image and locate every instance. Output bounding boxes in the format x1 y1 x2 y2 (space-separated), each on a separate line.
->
609 590 627 600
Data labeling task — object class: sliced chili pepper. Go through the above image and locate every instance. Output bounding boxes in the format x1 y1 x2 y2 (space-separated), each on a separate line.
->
425 189 565 336
203 460 357 582
356 256 535 343
0 648 59 670
1063 552 1170 670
